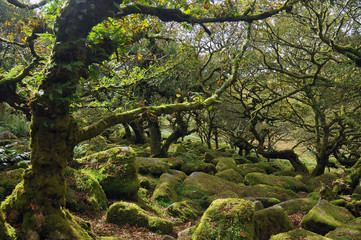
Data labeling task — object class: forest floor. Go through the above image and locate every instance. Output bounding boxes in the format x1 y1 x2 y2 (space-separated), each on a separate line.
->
72 209 199 240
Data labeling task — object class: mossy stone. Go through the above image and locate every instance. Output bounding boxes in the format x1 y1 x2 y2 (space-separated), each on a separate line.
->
245 172 309 192
270 229 332 240
166 200 200 221
192 198 255 240
138 174 157 190
0 168 24 202
254 206 294 240
65 167 108 213
310 172 339 190
240 184 299 201
244 197 280 208
79 147 139 200
215 157 239 173
106 201 173 234
152 173 180 203
215 168 244 183
325 217 361 239
238 163 267 177
182 172 244 198
274 198 315 214
136 157 169 177
300 199 355 235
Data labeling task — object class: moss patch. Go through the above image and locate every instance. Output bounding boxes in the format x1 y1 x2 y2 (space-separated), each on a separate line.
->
215 157 239 173
240 184 299 201
167 200 200 221
106 201 173 234
0 168 24 202
274 198 315 214
65 167 108 213
152 173 180 203
192 198 255 240
78 147 139 200
244 172 309 192
0 210 16 240
270 229 332 240
254 206 294 240
325 217 361 240
300 199 354 235
136 157 169 177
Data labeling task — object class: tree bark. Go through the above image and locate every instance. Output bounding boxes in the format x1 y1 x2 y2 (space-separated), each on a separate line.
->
149 118 162 156
262 149 309 174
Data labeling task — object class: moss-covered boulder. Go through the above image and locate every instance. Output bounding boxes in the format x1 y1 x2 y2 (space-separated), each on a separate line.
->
310 172 340 190
136 157 169 177
274 198 315 214
77 147 139 200
0 168 24 201
238 163 267 177
300 199 354 235
182 172 243 199
215 157 239 173
192 198 255 240
183 172 298 203
152 173 180 203
166 157 185 170
106 201 173 234
215 168 243 183
254 206 294 240
244 172 309 192
166 200 200 221
244 197 280 208
65 167 108 213
138 174 157 190
270 229 332 240
240 184 299 201
325 217 361 240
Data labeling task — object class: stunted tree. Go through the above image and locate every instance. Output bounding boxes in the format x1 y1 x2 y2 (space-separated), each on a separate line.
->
0 0 299 238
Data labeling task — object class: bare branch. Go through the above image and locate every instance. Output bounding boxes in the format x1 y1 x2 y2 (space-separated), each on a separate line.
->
6 0 47 9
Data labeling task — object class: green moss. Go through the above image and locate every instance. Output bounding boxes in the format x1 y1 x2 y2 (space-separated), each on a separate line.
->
136 157 169 177
0 210 16 240
215 169 244 183
79 147 139 200
325 217 361 240
215 157 239 173
241 184 299 201
244 197 280 208
300 199 354 235
270 229 332 240
274 198 315 214
183 172 244 197
0 168 24 202
238 163 267 177
138 174 157 190
254 206 294 240
192 198 255 240
152 173 180 203
166 200 200 221
244 172 309 192
310 172 339 190
106 201 173 234
65 167 108 213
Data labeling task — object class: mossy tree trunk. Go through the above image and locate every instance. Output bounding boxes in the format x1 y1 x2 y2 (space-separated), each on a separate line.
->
149 118 162 156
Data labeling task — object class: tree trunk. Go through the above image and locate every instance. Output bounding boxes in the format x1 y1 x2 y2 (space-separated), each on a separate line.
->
122 123 133 141
149 119 162 156
130 120 146 144
311 154 329 177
